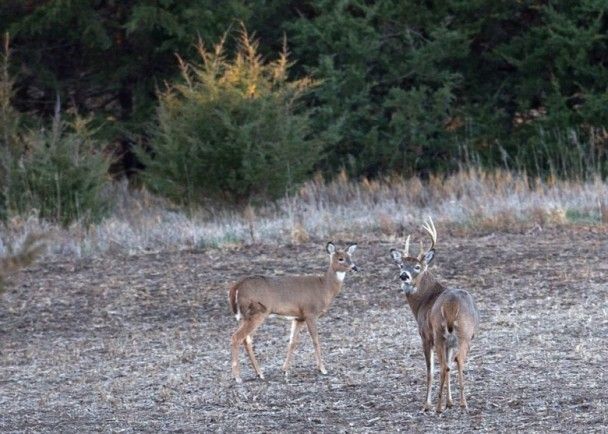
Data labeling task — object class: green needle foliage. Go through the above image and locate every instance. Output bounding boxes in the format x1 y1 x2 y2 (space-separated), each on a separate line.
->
1 34 111 226
0 34 19 220
137 27 319 206
287 0 608 179
5 113 112 226
1 1 608 207
0 36 111 226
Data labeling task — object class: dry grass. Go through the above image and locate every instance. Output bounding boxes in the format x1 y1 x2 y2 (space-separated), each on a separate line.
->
0 232 46 293
0 226 606 431
0 169 607 259
600 199 608 224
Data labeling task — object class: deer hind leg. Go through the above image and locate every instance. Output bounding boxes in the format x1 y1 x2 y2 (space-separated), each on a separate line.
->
230 312 268 382
244 335 264 380
445 348 454 408
282 319 305 375
456 353 468 411
445 365 453 408
305 318 327 375
423 344 434 411
435 348 448 413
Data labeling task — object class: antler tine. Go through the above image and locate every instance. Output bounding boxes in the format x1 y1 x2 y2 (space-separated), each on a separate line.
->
421 216 437 251
404 235 411 257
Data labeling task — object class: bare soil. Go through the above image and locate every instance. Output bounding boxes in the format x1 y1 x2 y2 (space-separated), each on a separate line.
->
1 226 607 432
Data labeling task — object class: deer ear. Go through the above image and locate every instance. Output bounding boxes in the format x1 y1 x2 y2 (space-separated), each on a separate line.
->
326 242 336 254
390 248 402 262
423 249 435 265
346 244 357 255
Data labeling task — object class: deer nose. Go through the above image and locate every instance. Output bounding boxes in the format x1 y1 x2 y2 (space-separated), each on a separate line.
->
399 271 411 282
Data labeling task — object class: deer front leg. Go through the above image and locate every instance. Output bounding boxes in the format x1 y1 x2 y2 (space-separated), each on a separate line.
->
423 344 434 411
305 318 327 374
283 319 305 375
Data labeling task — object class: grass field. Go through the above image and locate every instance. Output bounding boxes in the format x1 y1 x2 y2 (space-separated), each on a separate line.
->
1 224 606 432
2 169 606 259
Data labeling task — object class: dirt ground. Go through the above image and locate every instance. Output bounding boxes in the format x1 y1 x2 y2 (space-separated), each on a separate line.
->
1 226 607 432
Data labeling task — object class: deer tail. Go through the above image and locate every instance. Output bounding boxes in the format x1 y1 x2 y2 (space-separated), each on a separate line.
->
441 304 459 370
228 282 241 321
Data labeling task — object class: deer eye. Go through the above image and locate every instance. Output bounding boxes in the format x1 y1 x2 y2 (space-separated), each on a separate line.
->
338 257 344 262
414 264 421 271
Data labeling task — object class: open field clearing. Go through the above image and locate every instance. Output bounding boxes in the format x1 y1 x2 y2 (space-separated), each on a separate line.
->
1 225 607 432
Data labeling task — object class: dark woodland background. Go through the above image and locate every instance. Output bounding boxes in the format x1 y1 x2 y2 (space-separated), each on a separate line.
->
1 1 607 222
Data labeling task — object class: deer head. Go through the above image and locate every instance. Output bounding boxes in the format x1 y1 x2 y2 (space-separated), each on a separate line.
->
390 217 436 294
326 242 359 275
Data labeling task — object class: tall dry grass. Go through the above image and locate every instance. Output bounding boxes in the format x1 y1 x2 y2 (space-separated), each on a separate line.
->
0 168 606 259
0 232 46 292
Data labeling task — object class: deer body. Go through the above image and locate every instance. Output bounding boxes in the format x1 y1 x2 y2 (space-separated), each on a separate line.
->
391 218 479 413
229 243 357 383
231 273 344 321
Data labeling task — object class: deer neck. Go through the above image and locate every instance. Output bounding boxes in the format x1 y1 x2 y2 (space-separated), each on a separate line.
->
405 271 444 317
324 265 345 299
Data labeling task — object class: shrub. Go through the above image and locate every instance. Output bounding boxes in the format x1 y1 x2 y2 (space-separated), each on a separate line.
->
1 34 111 226
5 113 112 226
0 33 20 220
137 27 319 206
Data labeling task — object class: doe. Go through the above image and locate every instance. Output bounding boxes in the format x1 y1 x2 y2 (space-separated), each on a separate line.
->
390 218 479 413
229 242 358 382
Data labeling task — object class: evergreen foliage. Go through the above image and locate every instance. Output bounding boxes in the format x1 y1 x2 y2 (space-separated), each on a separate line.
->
137 29 318 205
0 1 254 144
1 33 110 225
1 0 607 206
0 33 21 221
5 113 112 226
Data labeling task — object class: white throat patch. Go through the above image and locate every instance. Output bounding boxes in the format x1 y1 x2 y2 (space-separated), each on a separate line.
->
336 271 345 282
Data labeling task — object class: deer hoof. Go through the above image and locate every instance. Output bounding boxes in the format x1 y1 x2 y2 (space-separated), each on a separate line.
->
258 373 265 380
446 400 453 408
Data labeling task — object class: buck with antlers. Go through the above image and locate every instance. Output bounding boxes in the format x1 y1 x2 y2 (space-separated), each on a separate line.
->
390 218 479 413
228 242 358 383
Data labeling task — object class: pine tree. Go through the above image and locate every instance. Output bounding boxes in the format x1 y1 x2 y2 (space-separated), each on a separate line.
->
137 28 319 205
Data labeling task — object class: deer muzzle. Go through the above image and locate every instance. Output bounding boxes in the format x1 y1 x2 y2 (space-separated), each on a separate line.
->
399 270 412 283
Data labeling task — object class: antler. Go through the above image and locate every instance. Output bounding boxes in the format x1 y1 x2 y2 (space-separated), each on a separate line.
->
421 216 437 253
404 235 411 257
